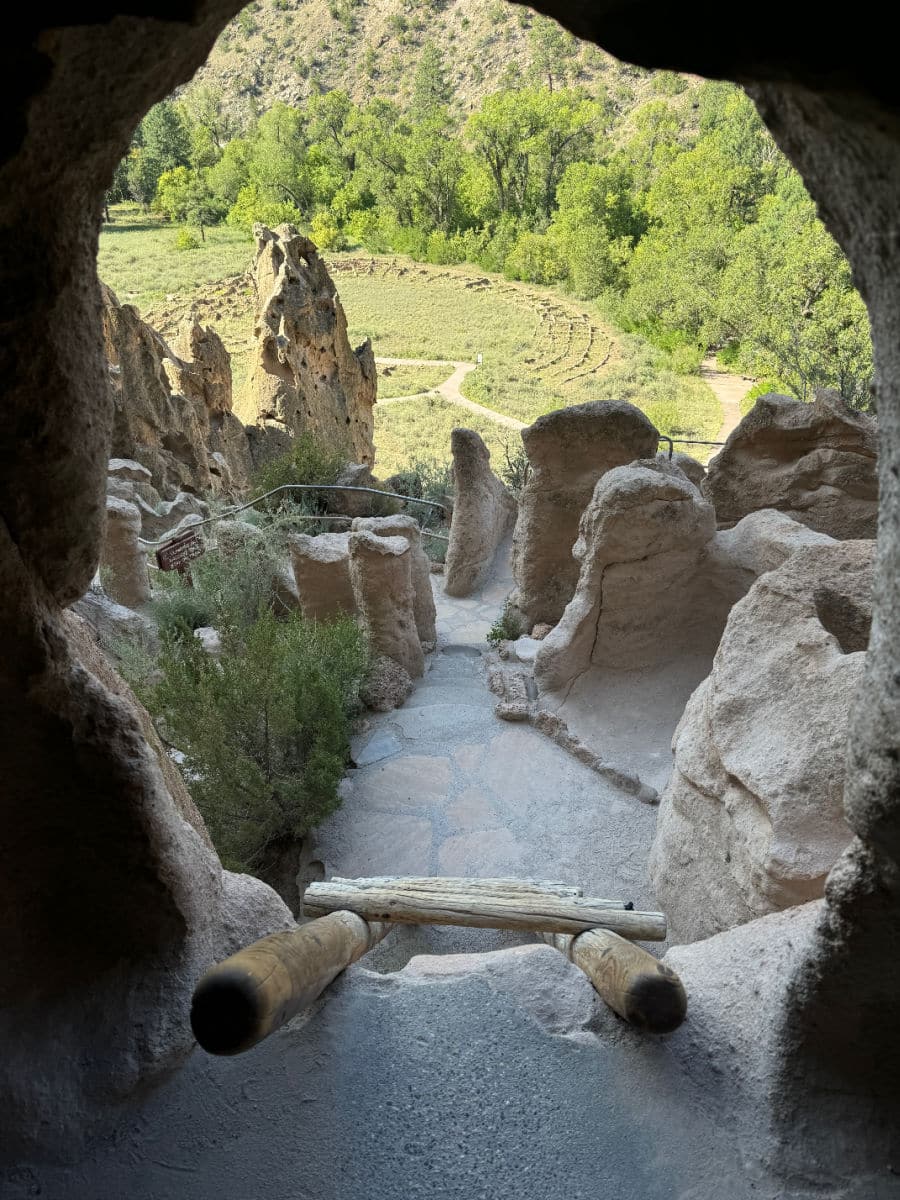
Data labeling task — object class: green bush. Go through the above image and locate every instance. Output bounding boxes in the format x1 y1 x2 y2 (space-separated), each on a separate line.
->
151 570 215 636
487 601 523 646
310 210 348 251
497 438 529 496
252 432 350 509
504 231 566 286
143 610 368 873
174 228 200 251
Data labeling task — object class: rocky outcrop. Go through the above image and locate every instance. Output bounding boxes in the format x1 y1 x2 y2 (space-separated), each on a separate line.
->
535 462 717 693
243 225 377 465
444 428 517 598
649 542 872 944
100 496 150 609
352 515 437 647
289 531 356 621
664 450 706 488
102 288 284 505
349 530 424 679
703 391 878 539
511 401 659 626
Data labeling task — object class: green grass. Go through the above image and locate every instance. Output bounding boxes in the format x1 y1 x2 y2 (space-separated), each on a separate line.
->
95 223 722 465
378 363 453 398
98 205 253 309
374 396 520 477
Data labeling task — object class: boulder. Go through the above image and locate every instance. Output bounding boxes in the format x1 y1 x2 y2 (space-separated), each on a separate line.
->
108 458 153 485
352 515 437 647
444 428 517 597
242 225 377 466
70 587 157 656
511 401 659 625
661 450 706 488
334 463 383 517
649 541 872 943
289 531 356 621
703 390 878 538
535 461 717 693
349 530 424 679
100 496 150 609
139 492 210 542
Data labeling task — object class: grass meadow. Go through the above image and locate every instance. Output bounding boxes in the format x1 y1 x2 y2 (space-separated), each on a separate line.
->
97 209 722 472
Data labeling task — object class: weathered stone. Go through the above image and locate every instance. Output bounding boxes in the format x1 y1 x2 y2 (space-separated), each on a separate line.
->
173 315 233 415
535 461 717 693
70 587 157 657
100 496 150 609
531 623 553 640
349 530 424 679
193 626 222 656
139 491 210 541
662 450 706 488
108 458 153 485
360 655 414 712
289 531 355 621
352 515 437 647
334 462 382 517
649 542 872 944
511 401 659 625
703 390 878 539
444 428 517 597
243 225 377 465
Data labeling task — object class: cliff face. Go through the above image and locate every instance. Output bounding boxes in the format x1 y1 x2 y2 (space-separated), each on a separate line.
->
102 286 287 500
243 225 377 467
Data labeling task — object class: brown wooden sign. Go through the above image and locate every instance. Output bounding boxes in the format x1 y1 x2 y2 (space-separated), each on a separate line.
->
156 529 205 573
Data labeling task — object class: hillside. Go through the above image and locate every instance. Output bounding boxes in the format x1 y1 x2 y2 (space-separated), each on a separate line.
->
187 0 700 124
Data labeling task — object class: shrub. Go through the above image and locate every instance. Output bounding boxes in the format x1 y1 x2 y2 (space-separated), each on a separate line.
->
143 610 369 873
252 432 350 509
174 228 200 251
387 457 453 527
151 570 215 636
310 210 347 251
498 438 529 496
487 601 523 646
504 231 566 286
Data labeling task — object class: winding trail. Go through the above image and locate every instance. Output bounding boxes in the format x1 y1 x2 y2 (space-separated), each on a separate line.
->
700 355 752 448
376 356 526 432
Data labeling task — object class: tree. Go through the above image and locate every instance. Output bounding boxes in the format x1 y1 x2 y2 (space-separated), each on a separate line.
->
154 166 225 239
410 43 452 120
528 15 576 92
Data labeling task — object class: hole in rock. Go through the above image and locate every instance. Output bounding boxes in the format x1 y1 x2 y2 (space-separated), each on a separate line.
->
813 587 871 653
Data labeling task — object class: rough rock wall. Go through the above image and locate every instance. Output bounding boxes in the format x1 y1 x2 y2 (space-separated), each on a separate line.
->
244 225 377 465
351 515 437 647
535 462 718 694
102 287 284 501
703 391 878 538
444 428 517 598
289 531 356 621
650 543 871 943
348 530 424 679
0 3 297 1158
510 401 659 626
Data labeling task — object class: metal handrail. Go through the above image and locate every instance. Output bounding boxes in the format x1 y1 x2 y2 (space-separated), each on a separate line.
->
138 483 448 547
658 436 726 460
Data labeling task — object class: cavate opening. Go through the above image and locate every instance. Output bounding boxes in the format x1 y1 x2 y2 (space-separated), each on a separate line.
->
813 586 871 654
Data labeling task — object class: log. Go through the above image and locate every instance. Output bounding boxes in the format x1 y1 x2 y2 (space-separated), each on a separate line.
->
190 910 389 1056
303 880 666 940
330 875 587 900
542 928 687 1033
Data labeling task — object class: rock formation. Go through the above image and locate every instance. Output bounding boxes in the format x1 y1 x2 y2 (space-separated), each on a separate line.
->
444 428 517 598
100 496 150 609
289 532 356 621
649 542 872 944
535 462 717 693
352 515 437 647
663 450 706 488
348 530 424 679
243 225 377 465
703 390 878 539
511 401 659 626
102 289 288 506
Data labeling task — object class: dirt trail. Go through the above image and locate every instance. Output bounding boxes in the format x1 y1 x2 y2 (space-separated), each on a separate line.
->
376 356 526 432
700 356 752 448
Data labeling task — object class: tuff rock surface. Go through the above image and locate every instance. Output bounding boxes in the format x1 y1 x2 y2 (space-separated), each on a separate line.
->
349 530 424 679
289 531 356 621
511 401 659 625
353 514 437 647
703 390 878 539
243 225 377 465
649 542 872 943
444 428 517 598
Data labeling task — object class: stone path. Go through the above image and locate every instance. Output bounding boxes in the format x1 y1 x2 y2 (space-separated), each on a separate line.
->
375 355 526 431
700 355 753 451
311 541 661 967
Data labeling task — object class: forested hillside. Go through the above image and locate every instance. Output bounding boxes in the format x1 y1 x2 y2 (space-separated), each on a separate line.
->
109 3 873 408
